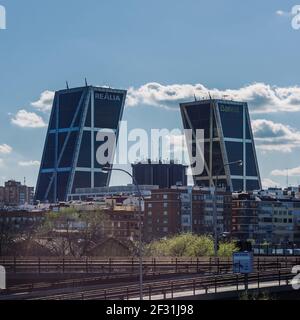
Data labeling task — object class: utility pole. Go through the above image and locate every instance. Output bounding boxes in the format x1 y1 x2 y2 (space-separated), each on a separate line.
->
102 167 144 300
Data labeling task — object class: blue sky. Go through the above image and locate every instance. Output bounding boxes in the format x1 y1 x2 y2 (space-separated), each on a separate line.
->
0 0 300 188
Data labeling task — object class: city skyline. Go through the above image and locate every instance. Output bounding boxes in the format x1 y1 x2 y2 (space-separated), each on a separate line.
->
1 0 300 188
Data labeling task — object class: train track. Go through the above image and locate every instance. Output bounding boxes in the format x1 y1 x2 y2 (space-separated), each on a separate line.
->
0 256 298 299
30 269 293 300
4 269 207 295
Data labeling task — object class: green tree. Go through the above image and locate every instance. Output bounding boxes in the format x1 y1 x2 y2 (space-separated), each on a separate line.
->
145 233 213 257
217 241 239 257
146 233 238 257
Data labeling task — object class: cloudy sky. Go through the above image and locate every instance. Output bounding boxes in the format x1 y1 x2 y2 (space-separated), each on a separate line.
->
0 0 300 189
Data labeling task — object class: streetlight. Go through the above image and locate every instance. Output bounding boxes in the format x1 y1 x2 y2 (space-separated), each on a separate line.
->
101 166 144 300
212 160 243 257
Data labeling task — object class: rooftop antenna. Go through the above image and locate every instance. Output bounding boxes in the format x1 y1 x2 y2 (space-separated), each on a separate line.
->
194 94 197 102
208 92 212 100
85 78 88 87
286 168 289 188
159 137 162 162
24 177 26 186
66 81 69 90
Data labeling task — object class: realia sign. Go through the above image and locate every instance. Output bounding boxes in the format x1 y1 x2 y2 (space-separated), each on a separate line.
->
95 92 121 101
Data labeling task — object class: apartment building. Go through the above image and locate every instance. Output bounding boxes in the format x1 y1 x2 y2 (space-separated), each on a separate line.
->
0 180 34 206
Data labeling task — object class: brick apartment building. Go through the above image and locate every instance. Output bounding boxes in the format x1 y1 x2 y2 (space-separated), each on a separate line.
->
143 187 232 242
143 189 181 241
0 180 34 206
102 205 139 242
67 199 140 243
231 193 259 241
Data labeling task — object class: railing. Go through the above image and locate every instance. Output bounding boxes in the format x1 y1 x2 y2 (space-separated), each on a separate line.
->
253 245 300 256
1 256 299 275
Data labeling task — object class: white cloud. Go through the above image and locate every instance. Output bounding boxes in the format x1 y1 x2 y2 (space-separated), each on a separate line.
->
252 119 300 153
11 110 47 128
29 83 300 115
31 90 55 112
0 144 12 154
262 178 281 189
18 160 40 167
158 119 300 157
276 9 292 17
271 166 300 177
126 82 300 114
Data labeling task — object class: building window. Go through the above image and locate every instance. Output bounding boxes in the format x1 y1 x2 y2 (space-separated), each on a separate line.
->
148 203 152 208
148 211 152 216
163 211 168 216
163 195 168 200
163 203 168 208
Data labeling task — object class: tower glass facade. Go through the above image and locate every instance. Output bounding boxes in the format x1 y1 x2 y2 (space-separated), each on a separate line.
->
35 86 126 202
180 99 261 192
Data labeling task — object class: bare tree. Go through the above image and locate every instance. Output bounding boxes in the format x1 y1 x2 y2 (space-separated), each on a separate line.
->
0 218 17 256
38 208 108 257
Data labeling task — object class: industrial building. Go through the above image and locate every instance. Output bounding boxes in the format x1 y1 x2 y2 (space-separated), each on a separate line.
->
67 184 158 201
132 160 188 189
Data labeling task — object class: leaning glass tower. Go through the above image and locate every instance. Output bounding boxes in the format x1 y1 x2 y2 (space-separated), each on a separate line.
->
35 85 126 202
180 99 261 192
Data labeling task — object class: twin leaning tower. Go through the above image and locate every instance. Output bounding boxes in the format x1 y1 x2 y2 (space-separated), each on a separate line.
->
35 85 261 203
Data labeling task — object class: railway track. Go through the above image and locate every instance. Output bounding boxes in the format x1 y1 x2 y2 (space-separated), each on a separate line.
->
1 256 298 299
30 268 293 300
4 269 206 295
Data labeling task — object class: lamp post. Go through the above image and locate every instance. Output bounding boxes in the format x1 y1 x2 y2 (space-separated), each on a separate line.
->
212 160 243 257
102 166 144 300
